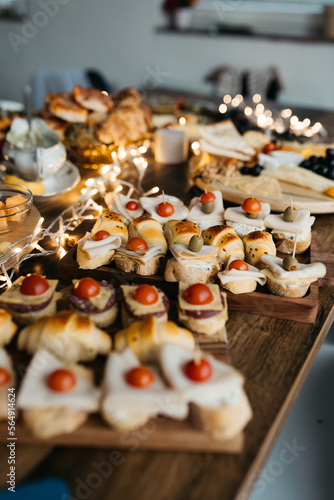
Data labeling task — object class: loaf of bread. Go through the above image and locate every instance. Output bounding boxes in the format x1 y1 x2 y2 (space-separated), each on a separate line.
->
129 216 167 254
17 311 112 363
243 230 276 268
0 309 18 346
202 225 244 265
91 211 128 244
163 220 200 246
114 316 195 362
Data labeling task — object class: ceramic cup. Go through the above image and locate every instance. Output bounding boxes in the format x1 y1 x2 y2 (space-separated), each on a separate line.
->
154 128 189 165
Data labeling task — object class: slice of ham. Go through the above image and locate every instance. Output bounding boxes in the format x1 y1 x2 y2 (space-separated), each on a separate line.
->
104 192 144 224
77 232 122 259
264 209 315 233
140 194 189 224
224 203 271 226
260 255 326 280
186 190 224 225
218 256 267 286
170 244 219 266
115 244 164 264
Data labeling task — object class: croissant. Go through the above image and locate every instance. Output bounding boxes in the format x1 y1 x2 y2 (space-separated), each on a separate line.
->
114 316 195 362
17 311 112 363
91 211 128 244
243 230 276 268
0 309 17 346
129 216 167 254
202 225 244 265
163 220 200 246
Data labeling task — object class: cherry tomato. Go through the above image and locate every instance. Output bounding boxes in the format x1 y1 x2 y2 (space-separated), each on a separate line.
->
126 366 154 388
126 237 148 252
229 259 249 271
183 283 214 305
94 230 110 241
156 201 174 217
184 358 212 382
133 284 159 305
0 367 11 386
20 274 49 296
48 369 76 392
126 200 139 211
263 142 277 154
241 197 262 214
199 192 216 204
74 277 100 299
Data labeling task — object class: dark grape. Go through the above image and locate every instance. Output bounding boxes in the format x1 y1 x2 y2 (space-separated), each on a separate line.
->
299 159 312 169
311 162 323 173
252 165 263 176
318 164 329 177
240 167 251 175
326 166 334 180
326 148 334 160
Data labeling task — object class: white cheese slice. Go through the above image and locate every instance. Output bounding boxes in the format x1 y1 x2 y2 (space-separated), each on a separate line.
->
104 192 144 224
102 348 187 419
121 285 167 316
178 282 223 312
115 244 164 264
17 349 100 411
224 203 271 227
264 209 315 234
186 190 224 228
77 232 122 259
159 343 244 408
260 255 326 280
139 194 189 224
218 256 267 286
0 276 58 306
170 244 219 267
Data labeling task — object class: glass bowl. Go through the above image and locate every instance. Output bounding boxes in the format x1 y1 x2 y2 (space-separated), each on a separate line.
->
0 183 33 234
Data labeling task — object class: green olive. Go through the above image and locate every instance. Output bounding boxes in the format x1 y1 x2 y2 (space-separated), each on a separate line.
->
283 207 297 222
283 255 298 271
189 235 204 252
246 212 259 219
201 201 215 214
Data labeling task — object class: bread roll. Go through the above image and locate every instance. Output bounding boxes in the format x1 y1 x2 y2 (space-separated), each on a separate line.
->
129 216 167 254
164 220 200 246
0 309 18 346
114 316 195 362
91 211 128 244
202 225 244 265
17 311 112 363
243 231 276 268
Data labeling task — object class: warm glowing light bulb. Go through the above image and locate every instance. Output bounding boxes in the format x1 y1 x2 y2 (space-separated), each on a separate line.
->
219 103 227 113
179 116 186 125
191 141 200 151
231 97 239 107
253 94 261 103
290 116 298 126
85 178 95 186
223 95 231 104
281 108 292 118
244 106 252 116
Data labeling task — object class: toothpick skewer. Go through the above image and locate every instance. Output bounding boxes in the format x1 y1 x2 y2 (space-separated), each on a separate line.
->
194 345 202 366
290 196 293 209
127 187 134 198
292 231 298 259
162 190 166 204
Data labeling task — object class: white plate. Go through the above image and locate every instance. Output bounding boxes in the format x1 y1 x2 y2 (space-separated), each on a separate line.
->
0 100 24 113
34 160 81 199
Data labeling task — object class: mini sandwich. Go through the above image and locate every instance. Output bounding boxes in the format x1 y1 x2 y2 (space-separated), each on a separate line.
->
218 256 267 294
104 191 144 225
139 194 189 224
159 343 253 440
69 278 118 328
121 284 170 327
0 274 61 326
17 348 100 439
224 197 271 238
264 207 315 254
260 254 326 298
0 348 15 421
243 230 276 268
164 219 200 246
202 224 244 266
177 282 228 335
186 190 224 230
114 236 165 276
101 348 188 432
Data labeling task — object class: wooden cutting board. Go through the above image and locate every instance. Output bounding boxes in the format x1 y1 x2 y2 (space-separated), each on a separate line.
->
195 177 334 214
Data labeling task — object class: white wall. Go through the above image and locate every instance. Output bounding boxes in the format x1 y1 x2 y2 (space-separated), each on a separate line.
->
0 0 334 110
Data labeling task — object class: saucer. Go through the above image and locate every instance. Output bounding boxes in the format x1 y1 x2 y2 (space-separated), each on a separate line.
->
34 160 81 199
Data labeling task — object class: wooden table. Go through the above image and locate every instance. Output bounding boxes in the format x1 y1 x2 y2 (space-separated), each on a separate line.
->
1 118 334 500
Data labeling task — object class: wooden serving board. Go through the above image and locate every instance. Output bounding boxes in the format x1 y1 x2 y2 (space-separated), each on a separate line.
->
195 177 334 214
59 220 321 323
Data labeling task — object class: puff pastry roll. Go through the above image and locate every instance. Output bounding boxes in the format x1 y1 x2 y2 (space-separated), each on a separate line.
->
114 316 195 363
91 211 128 244
17 311 112 363
243 230 276 268
163 220 200 246
128 216 167 254
202 225 244 265
0 309 17 346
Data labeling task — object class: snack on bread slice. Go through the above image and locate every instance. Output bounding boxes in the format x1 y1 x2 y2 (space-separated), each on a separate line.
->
202 225 244 265
0 309 18 346
0 348 15 420
158 343 252 439
218 256 267 294
0 275 62 326
224 200 271 239
17 348 100 438
91 211 128 244
69 279 118 328
260 254 326 298
186 190 225 231
121 285 169 328
17 311 112 363
76 232 122 270
114 237 165 276
101 348 187 431
243 230 276 269
129 216 167 254
114 316 195 363
178 282 228 335
139 194 189 224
